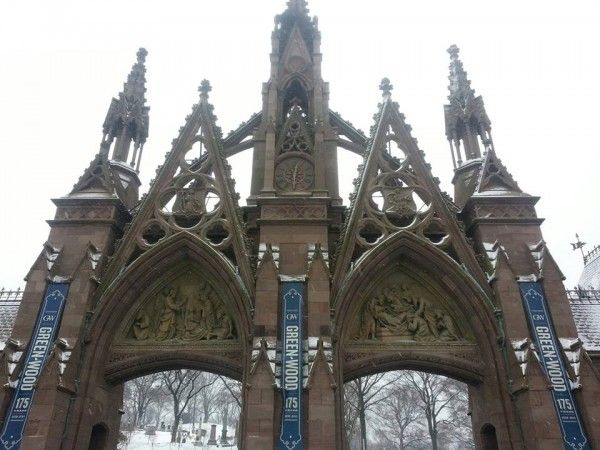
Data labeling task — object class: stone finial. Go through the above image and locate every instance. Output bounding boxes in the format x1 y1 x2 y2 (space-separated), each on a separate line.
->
447 44 460 59
286 0 309 15
136 47 148 63
198 79 212 100
379 78 393 97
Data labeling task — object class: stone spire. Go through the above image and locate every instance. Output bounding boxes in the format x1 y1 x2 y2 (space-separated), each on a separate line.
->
101 48 150 171
447 45 475 111
444 45 491 167
250 0 338 202
285 0 309 15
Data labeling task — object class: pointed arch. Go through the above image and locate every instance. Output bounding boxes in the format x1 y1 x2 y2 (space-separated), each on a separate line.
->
85 232 252 383
280 76 312 117
104 350 243 384
334 230 501 383
280 74 311 92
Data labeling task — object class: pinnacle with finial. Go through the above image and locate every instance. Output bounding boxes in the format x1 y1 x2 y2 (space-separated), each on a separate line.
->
123 47 148 100
198 79 212 100
102 47 149 158
447 44 475 103
136 47 148 63
379 78 393 97
286 0 309 14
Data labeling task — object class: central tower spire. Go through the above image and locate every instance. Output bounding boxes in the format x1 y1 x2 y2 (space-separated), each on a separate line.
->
249 0 339 205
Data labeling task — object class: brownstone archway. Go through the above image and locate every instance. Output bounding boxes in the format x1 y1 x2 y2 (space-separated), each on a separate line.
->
67 232 252 449
333 231 520 449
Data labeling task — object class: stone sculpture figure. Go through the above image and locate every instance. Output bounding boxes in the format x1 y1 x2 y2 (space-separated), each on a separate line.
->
156 287 183 340
354 280 463 342
128 277 236 342
132 311 150 340
382 185 417 220
436 311 460 341
173 186 207 216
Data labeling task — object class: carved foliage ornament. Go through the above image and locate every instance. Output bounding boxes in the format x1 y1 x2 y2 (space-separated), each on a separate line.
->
275 156 315 192
352 276 465 343
126 274 236 343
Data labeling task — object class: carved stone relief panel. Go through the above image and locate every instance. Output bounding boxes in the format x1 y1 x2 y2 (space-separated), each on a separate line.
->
124 273 236 343
275 156 315 192
350 272 469 344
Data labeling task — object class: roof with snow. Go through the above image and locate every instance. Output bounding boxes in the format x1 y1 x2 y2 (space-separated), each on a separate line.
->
579 246 600 290
0 288 22 346
568 289 600 352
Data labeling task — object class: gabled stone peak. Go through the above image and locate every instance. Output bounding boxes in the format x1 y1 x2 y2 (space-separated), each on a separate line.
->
475 148 523 195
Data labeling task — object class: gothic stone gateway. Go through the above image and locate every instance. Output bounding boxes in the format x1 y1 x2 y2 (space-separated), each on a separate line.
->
2 1 600 449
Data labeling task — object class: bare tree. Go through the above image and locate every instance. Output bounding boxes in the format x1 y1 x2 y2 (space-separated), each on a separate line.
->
438 382 474 449
344 373 396 450
219 375 242 409
196 372 221 423
373 382 424 450
123 373 162 428
402 371 471 450
149 388 172 428
218 376 242 444
161 370 218 443
343 383 361 448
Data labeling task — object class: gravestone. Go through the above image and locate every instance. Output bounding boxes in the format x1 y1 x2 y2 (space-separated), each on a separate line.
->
207 424 217 445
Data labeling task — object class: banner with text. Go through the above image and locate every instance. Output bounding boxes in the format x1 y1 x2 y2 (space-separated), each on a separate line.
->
0 282 70 450
519 281 590 450
279 281 303 450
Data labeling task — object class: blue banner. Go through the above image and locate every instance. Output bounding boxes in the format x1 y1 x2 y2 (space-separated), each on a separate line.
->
519 281 590 450
0 282 70 450
279 281 303 450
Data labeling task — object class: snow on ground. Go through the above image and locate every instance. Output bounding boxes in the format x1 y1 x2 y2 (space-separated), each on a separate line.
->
121 423 238 450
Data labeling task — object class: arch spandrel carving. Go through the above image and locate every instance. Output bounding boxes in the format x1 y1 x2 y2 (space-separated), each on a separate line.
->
346 268 474 347
118 272 237 346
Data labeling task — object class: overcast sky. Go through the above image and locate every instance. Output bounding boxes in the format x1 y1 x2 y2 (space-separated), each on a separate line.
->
0 0 598 290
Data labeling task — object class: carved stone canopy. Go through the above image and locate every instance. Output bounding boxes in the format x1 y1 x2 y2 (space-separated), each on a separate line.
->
124 273 236 344
350 270 471 344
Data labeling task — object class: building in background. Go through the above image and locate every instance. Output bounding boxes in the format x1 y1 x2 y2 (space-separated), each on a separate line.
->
568 242 600 357
0 289 22 349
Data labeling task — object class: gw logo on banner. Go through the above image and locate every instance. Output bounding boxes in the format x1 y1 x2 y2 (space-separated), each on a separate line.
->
0 283 70 450
519 281 590 450
279 281 304 450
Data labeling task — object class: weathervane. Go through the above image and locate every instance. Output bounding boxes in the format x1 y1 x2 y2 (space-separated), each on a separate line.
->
571 233 587 264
